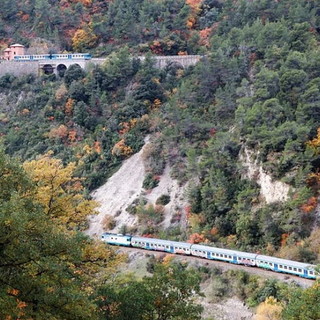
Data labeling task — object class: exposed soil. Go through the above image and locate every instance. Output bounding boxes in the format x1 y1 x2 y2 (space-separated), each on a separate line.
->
86 138 188 238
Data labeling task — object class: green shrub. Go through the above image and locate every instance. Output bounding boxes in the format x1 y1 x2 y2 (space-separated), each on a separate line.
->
156 194 171 206
142 173 159 190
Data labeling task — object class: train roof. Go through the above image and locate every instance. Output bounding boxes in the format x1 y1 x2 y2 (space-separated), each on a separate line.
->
102 232 131 237
191 244 257 259
256 254 315 269
131 237 191 247
131 236 171 244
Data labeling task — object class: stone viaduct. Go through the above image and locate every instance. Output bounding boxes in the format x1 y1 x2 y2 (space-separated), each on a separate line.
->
0 55 202 77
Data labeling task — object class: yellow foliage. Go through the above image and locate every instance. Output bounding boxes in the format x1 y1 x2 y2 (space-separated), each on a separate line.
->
256 297 283 320
72 27 98 51
307 128 320 152
162 254 175 265
23 154 98 229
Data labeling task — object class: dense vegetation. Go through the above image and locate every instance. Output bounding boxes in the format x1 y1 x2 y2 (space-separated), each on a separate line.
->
1 0 320 318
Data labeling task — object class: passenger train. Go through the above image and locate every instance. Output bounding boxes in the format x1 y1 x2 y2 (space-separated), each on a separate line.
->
13 53 92 61
101 233 318 280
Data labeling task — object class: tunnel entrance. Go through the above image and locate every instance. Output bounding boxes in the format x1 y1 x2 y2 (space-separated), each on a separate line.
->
42 64 54 74
57 64 67 77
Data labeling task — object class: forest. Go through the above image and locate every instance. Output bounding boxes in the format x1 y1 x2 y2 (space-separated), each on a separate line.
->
1 0 320 319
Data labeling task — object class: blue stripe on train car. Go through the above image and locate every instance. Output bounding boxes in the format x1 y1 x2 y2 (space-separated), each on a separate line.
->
109 241 131 246
304 269 308 278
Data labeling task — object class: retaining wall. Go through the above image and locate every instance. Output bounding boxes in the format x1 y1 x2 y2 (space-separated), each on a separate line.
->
0 61 39 77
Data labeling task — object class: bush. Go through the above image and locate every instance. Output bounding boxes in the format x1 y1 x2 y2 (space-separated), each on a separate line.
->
102 214 116 230
142 173 159 190
156 194 171 206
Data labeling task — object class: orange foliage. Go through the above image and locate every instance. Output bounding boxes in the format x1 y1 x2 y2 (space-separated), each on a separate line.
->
111 139 133 157
210 227 219 236
21 108 30 116
306 128 320 190
118 119 137 135
65 98 75 116
7 288 19 296
199 27 212 46
307 128 320 151
151 98 162 109
188 233 205 244
68 129 77 143
280 233 289 247
301 197 318 213
48 124 68 140
93 141 102 154
17 300 27 309
150 40 163 55
186 0 201 29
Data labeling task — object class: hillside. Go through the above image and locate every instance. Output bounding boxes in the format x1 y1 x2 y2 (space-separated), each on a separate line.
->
1 0 320 319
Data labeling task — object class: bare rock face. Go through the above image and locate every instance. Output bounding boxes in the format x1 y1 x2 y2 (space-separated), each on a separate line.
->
86 138 188 238
240 147 290 204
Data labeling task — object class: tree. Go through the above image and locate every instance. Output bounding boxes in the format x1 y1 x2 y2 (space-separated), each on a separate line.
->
64 64 86 87
97 262 203 320
0 150 117 319
282 283 320 320
23 153 97 230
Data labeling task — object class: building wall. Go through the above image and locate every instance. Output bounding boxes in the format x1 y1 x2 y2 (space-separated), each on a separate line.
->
8 45 25 60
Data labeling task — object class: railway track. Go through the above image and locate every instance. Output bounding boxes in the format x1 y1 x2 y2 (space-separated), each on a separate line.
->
116 246 315 288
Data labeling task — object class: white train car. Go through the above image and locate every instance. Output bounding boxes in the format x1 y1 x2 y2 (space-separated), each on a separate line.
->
130 237 192 255
131 236 173 253
191 244 257 265
256 254 316 279
101 233 131 246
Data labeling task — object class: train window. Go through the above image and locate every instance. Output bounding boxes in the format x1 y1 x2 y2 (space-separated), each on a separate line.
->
284 266 287 270
166 245 169 248
288 267 292 270
293 268 297 272
269 263 272 266
298 269 302 273
310 271 314 275
228 255 232 259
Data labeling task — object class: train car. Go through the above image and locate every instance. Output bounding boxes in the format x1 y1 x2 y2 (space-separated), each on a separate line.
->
131 236 173 253
255 254 316 279
191 244 257 265
101 233 132 246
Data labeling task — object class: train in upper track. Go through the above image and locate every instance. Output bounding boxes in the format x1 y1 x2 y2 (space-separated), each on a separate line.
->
13 53 92 61
101 233 318 280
